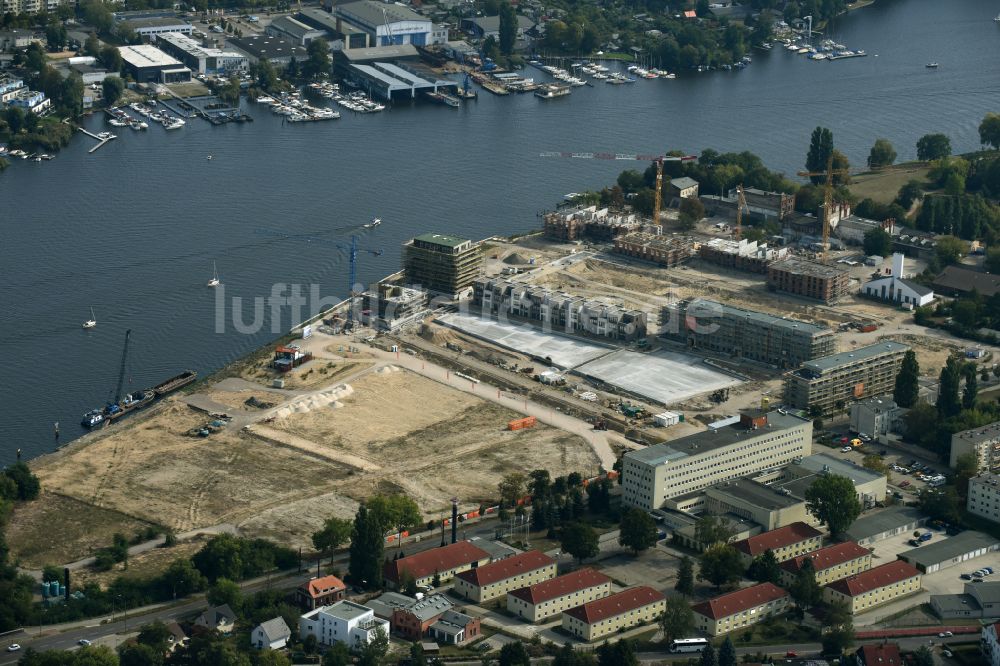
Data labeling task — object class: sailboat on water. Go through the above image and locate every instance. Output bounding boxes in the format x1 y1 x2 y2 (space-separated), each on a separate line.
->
83 307 96 329
207 261 221 288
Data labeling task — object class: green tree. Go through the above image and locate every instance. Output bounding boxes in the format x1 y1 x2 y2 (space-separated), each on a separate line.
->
896 180 923 210
304 38 330 79
660 595 695 644
678 196 706 230
979 112 1000 149
45 22 67 49
920 487 961 523
102 76 124 106
498 1 517 56
498 641 531 666
256 652 292 666
256 58 278 92
698 544 744 589
207 577 242 610
322 643 351 666
789 558 822 608
597 641 638 666
917 133 951 161
84 32 101 57
806 126 834 184
913 645 934 666
694 514 733 548
618 508 657 555
100 45 122 72
747 549 781 584
552 643 596 666
348 503 384 590
804 474 862 536
356 626 388 666
955 452 979 497
821 624 854 656
312 516 352 565
862 455 890 481
497 472 527 508
867 138 896 168
675 555 694 596
894 350 920 408
862 226 892 257
561 523 599 563
4 462 40 500
699 641 717 666
963 362 979 409
937 357 963 418
718 636 737 666
120 643 164 666
136 621 172 652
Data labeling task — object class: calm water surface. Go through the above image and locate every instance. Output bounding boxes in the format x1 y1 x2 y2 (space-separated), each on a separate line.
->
2 0 998 458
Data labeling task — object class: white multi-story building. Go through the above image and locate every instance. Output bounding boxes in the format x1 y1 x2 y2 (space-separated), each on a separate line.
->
157 32 248 75
969 474 1000 524
983 622 1000 666
299 600 389 648
621 409 813 510
951 421 1000 472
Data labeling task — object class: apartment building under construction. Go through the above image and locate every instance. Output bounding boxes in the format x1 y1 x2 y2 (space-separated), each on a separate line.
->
699 238 789 274
403 233 483 299
783 341 910 415
662 298 836 368
767 257 851 303
542 206 641 242
612 232 695 267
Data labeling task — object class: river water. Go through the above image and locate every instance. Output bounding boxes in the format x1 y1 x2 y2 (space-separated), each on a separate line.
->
2 0 998 459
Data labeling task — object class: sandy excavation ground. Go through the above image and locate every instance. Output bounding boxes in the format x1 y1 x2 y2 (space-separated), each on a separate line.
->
20 362 600 557
270 367 601 519
31 402 350 535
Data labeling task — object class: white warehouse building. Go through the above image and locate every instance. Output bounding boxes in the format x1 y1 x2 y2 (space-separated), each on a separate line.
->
335 0 433 47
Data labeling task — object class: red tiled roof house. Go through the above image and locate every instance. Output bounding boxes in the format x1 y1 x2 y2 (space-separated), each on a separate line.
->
732 522 823 566
822 560 922 614
453 550 556 603
778 541 872 586
297 575 347 610
384 541 491 589
507 568 611 622
561 586 665 642
691 582 790 636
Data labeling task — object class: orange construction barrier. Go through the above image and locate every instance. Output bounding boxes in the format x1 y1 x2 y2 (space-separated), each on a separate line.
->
508 416 537 431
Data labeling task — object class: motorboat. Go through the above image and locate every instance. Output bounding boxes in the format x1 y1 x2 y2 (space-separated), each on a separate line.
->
83 307 96 329
926 62 939 68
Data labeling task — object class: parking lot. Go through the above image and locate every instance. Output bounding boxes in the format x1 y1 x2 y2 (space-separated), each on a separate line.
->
826 441 941 499
855 527 1000 626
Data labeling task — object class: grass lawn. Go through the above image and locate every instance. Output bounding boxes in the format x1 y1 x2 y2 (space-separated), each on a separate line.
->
726 620 821 647
849 162 931 205
7 492 156 569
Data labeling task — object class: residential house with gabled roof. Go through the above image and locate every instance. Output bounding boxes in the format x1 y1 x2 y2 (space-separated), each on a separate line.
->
453 550 556 603
691 582 790 636
779 541 872 586
194 604 237 635
823 560 922 614
732 522 823 566
507 568 611 622
297 575 347 610
251 617 291 650
561 586 665 642
384 541 491 589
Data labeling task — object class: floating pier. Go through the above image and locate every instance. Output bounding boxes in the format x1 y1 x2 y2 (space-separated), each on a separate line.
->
78 127 116 153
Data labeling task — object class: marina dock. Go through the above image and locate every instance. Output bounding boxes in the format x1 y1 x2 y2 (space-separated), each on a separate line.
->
78 127 115 153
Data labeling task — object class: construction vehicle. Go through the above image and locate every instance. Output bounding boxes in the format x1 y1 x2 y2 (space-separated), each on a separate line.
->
540 151 698 224
592 418 608 431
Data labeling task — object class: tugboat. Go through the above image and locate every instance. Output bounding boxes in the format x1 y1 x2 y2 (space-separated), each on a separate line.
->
81 329 154 427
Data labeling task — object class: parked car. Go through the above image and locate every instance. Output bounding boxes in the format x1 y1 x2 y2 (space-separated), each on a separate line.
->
961 573 973 580
899 481 911 488
841 446 853 453
78 639 91 646
943 649 954 658
785 652 798 658
7 645 20 652
939 631 953 637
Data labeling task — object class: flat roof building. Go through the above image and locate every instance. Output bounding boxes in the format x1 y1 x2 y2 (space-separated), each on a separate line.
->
229 34 308 67
267 15 327 45
561 587 665 642
732 521 823 566
403 233 483 299
783 341 910 415
156 32 248 74
776 452 888 507
698 237 788 274
931 581 1000 620
850 396 901 441
118 44 191 83
692 582 790 636
950 421 1000 473
969 473 1000 525
453 550 556 603
842 507 928 546
703 479 810 531
767 257 851 303
663 298 835 369
613 232 696 268
621 409 813 511
543 205 640 242
299 600 390 647
506 569 611 623
360 284 428 332
897 531 1000 574
119 16 193 39
823 560 922 614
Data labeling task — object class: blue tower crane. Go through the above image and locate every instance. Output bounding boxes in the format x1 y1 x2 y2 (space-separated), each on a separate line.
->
254 228 383 296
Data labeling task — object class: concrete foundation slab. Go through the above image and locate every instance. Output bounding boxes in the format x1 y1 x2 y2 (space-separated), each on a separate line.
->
436 312 613 369
577 349 741 405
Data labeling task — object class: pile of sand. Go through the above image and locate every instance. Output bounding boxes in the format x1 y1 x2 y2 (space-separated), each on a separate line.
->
504 252 529 265
270 384 353 419
419 323 456 345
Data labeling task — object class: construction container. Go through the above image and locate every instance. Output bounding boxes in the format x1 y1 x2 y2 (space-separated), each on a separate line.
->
508 416 537 431
654 411 681 427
